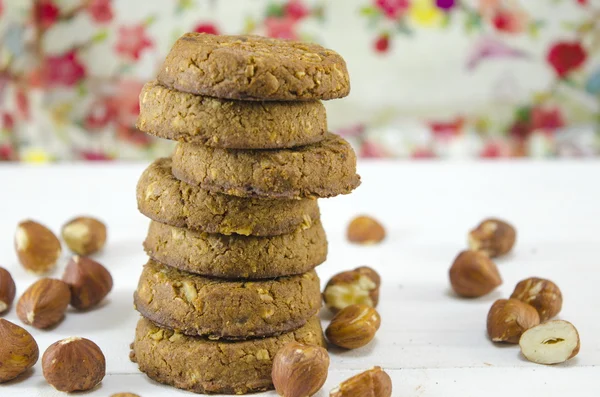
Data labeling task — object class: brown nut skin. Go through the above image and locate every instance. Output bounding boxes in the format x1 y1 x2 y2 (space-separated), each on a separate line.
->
61 216 107 256
42 337 106 392
62 256 113 310
510 277 562 322
16 278 71 329
449 250 502 298
326 304 381 349
111 394 141 397
15 220 62 274
347 216 386 245
0 266 16 314
487 299 540 344
468 218 516 258
0 318 39 383
323 266 381 312
330 366 392 397
272 342 330 397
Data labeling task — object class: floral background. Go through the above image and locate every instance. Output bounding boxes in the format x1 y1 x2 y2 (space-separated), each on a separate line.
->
0 0 598 161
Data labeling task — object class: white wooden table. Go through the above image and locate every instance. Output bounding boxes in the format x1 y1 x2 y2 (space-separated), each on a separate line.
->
0 161 599 396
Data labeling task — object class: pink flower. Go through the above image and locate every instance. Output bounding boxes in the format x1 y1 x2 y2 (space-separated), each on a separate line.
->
117 124 152 147
2 113 14 131
492 10 527 33
375 0 410 19
360 140 388 158
87 0 113 23
285 0 309 21
428 117 464 138
0 0 3 18
531 106 564 131
265 17 298 40
412 148 436 159
85 97 117 130
194 23 219 35
115 25 153 61
35 0 60 29
547 41 587 78
114 79 144 126
80 150 113 161
480 0 528 34
42 51 86 87
16 89 29 119
480 140 511 158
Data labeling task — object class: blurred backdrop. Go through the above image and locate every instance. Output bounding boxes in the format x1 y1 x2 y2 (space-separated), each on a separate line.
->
0 0 598 161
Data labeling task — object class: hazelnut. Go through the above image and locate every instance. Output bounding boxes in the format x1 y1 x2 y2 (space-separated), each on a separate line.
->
62 256 113 310
510 277 562 322
330 366 392 397
15 220 62 273
0 266 16 314
111 394 140 397
42 337 106 392
16 278 71 329
468 218 516 258
487 299 540 344
323 266 381 312
0 318 39 383
272 342 330 397
62 216 107 256
347 216 385 245
519 320 580 365
449 250 502 298
326 304 381 349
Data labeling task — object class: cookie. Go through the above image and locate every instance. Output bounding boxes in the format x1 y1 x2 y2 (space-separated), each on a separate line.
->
134 260 322 339
157 33 350 101
144 219 327 279
137 158 320 236
137 81 327 149
131 316 325 394
172 133 361 199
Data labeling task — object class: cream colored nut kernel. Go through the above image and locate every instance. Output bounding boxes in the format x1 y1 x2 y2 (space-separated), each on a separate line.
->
16 278 71 329
519 320 580 365
449 250 502 298
272 342 329 397
487 299 540 344
62 216 107 256
347 216 386 245
468 218 516 257
510 277 562 322
323 266 381 312
0 266 17 314
326 304 381 349
330 366 392 397
0 318 39 383
15 220 62 274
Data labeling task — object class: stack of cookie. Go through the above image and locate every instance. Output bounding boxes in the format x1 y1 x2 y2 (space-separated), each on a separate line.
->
130 33 360 394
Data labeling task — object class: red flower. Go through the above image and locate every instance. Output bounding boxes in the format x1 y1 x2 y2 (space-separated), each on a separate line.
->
492 10 526 34
374 34 390 53
428 117 464 138
16 89 29 119
193 23 219 35
0 144 14 161
2 113 14 131
577 0 587 5
547 41 587 78
80 150 113 161
285 0 309 21
114 79 144 127
360 140 388 158
85 98 117 130
42 51 86 87
117 124 152 147
532 107 564 131
265 17 298 40
375 0 410 19
115 25 153 61
34 0 60 29
87 0 113 23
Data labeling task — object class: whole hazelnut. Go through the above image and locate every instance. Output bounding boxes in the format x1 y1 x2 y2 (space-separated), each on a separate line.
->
0 318 39 383
326 304 381 349
62 216 107 256
272 342 330 397
16 278 71 329
42 337 106 392
520 320 580 365
468 218 516 258
449 250 502 298
510 277 562 322
347 216 386 245
330 366 392 397
62 256 113 310
487 299 540 344
15 220 62 273
0 266 16 314
323 266 381 312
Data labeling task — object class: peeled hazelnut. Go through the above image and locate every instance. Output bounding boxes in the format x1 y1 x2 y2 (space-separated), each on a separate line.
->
468 218 516 258
520 320 580 365
43 337 105 392
62 216 107 256
487 299 540 344
326 303 381 349
510 277 562 322
330 366 392 397
323 266 381 312
0 266 16 314
347 216 385 245
15 220 62 273
16 278 71 329
0 319 39 383
272 342 330 397
449 250 502 298
62 256 113 310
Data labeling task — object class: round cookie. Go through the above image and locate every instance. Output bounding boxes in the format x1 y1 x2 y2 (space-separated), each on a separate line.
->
157 33 350 101
137 158 320 236
131 316 325 394
172 133 361 199
144 219 327 279
134 260 322 339
137 81 327 149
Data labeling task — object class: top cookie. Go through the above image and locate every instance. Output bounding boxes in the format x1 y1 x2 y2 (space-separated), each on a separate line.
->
157 33 350 101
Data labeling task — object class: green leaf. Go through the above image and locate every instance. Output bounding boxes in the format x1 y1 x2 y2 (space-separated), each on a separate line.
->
464 12 481 34
515 106 532 122
91 29 109 43
266 3 285 18
76 81 87 97
144 15 157 27
359 6 380 17
441 11 452 28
